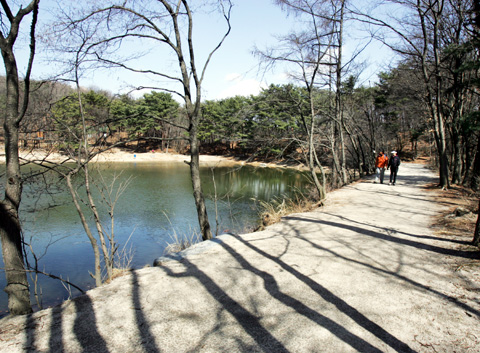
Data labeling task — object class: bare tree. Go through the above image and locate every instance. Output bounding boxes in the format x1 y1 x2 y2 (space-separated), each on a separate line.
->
62 165 132 285
257 33 329 197
35 103 134 286
350 0 461 188
333 0 348 186
27 15 138 285
56 0 233 241
469 0 480 247
0 0 40 316
256 0 359 198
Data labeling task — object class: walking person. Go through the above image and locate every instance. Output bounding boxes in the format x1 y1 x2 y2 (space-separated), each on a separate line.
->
387 151 401 185
374 151 388 183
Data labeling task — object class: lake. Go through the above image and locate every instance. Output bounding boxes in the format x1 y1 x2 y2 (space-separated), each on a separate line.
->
0 161 311 316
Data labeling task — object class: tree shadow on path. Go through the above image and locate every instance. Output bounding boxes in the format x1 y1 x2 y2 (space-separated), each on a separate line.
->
322 213 472 246
21 294 108 352
283 216 479 260
278 221 480 319
160 257 289 352
18 271 162 353
131 270 161 353
72 295 108 352
224 237 415 352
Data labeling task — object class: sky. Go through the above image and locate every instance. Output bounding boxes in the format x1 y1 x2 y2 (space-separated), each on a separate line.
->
10 0 397 102
76 0 299 100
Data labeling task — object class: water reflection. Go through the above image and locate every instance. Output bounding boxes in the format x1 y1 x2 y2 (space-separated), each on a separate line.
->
0 161 310 316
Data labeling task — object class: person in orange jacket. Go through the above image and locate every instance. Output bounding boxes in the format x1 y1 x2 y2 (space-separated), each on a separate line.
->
374 151 388 183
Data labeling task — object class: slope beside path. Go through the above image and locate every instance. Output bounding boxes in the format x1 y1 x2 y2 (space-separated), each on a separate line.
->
1 163 479 352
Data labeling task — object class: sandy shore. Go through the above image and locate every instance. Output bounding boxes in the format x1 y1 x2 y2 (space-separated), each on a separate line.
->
0 147 308 170
88 149 238 166
0 148 229 165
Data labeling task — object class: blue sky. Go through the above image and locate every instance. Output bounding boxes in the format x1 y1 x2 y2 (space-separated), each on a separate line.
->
11 0 396 101
80 0 299 100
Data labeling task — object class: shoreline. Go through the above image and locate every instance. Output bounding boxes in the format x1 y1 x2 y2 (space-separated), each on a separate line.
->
0 147 308 170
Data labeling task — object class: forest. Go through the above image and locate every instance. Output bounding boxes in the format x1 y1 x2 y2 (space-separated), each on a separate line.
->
0 0 479 316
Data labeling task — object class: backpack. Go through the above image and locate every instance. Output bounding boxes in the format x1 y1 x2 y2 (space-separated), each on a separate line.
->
392 156 400 167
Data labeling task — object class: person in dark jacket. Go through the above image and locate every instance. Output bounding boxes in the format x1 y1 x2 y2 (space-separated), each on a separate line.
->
387 151 401 185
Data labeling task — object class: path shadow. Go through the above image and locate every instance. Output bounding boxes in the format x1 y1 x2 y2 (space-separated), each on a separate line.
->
228 235 416 353
275 219 480 319
284 216 479 260
345 184 443 207
16 273 161 353
48 305 64 352
22 304 64 352
131 270 161 353
24 313 37 352
160 258 289 352
72 295 108 352
322 213 472 246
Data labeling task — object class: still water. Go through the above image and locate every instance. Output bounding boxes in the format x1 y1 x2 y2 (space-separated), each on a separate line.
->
0 161 310 316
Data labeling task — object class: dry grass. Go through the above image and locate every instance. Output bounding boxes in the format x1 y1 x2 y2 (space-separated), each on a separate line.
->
104 268 130 284
428 185 477 236
257 194 320 230
163 228 202 255
103 233 136 284
426 184 480 303
425 183 479 271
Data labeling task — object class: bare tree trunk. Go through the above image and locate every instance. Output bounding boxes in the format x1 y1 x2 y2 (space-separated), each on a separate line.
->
189 124 212 240
0 173 31 316
473 199 480 247
471 136 480 191
449 57 466 185
175 1 230 241
343 120 363 177
66 174 102 286
0 0 40 316
336 0 348 185
84 166 113 280
338 121 348 184
313 149 327 201
451 128 463 184
330 122 342 187
418 0 450 188
358 136 368 175
432 111 450 188
462 133 474 186
308 94 326 200
470 0 480 246
0 80 32 315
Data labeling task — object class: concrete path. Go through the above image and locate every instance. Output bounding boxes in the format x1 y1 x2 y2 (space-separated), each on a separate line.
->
1 163 479 352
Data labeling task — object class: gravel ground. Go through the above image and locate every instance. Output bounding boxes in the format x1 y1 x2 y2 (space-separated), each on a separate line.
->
0 162 479 352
